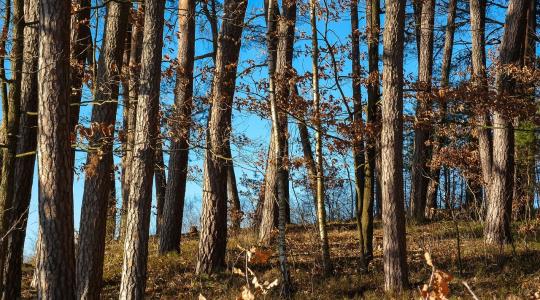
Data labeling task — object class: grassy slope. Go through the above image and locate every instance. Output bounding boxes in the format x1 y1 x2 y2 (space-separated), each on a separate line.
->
21 219 540 299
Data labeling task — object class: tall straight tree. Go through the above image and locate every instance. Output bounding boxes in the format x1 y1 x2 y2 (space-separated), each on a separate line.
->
425 0 457 217
159 0 196 254
258 0 288 244
350 0 367 268
120 2 144 240
77 1 129 298
197 0 248 274
310 0 332 275
0 0 23 290
410 0 435 223
362 0 380 261
484 0 527 244
380 0 408 291
36 0 76 295
119 0 165 296
1 0 39 297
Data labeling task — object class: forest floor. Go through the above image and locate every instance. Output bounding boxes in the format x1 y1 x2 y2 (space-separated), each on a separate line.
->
21 218 540 299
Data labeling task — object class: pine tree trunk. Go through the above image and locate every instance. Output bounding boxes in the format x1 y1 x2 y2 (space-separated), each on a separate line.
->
120 3 144 240
159 0 195 254
196 0 247 275
310 0 332 275
425 0 457 219
227 145 242 231
410 0 435 223
118 0 165 296
1 0 38 297
77 2 129 298
380 0 408 291
485 0 527 245
154 141 166 235
36 0 77 295
362 0 380 262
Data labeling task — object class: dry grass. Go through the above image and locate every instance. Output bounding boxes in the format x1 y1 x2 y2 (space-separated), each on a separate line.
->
21 219 540 299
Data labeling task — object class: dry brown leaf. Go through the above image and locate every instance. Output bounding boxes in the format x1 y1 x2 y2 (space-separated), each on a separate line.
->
236 286 255 300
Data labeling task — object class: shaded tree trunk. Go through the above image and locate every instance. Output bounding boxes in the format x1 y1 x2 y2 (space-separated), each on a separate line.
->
196 0 247 275
227 145 242 231
36 0 77 295
362 0 380 263
118 0 165 296
425 0 457 219
485 0 527 245
155 141 166 235
410 0 435 223
1 0 39 297
77 2 129 298
380 0 409 291
159 0 195 254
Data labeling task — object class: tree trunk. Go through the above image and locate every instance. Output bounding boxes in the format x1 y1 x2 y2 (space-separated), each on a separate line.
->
0 0 23 291
350 0 367 269
77 2 129 298
1 0 38 297
118 0 165 296
36 0 77 295
362 0 380 262
154 141 166 235
310 0 332 275
425 0 457 219
485 0 527 245
159 0 195 254
409 0 435 223
227 145 242 231
120 2 144 240
381 0 408 291
196 0 247 275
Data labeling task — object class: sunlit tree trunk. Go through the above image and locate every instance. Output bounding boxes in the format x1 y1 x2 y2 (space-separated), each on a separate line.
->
196 0 247 274
381 0 408 291
118 0 165 296
485 0 527 245
36 0 76 295
159 0 195 254
310 0 332 275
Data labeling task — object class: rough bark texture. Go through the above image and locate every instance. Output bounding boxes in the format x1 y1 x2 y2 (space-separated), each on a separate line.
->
485 0 527 245
227 145 242 231
159 0 195 254
36 0 77 295
410 0 435 223
362 0 379 261
310 0 332 275
196 0 247 275
118 0 165 297
77 2 129 298
425 0 457 218
154 141 166 235
120 3 144 240
1 0 38 297
380 0 409 291
0 0 23 290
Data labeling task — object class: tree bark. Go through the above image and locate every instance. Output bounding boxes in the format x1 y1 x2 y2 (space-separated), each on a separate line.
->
381 0 408 291
425 0 457 218
362 0 380 263
227 145 242 231
485 0 527 245
154 141 166 235
1 0 38 297
159 0 195 254
120 3 144 240
77 2 129 298
196 0 247 275
310 0 332 275
36 0 77 295
410 0 435 223
118 0 165 296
